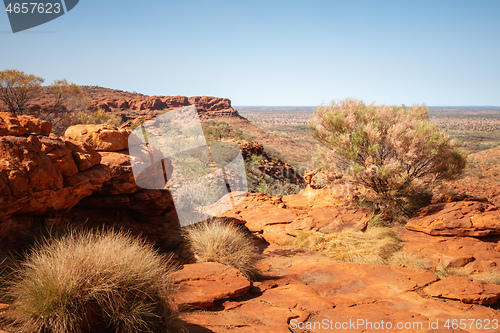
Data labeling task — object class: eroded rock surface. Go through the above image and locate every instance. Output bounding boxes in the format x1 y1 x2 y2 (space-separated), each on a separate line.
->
406 201 500 237
171 262 251 309
0 129 109 220
180 245 499 333
64 124 130 152
423 276 500 305
219 186 370 245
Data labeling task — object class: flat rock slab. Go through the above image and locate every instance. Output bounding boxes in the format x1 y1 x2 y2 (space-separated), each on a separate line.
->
400 227 500 272
423 276 500 305
171 262 250 309
406 201 500 237
182 247 500 333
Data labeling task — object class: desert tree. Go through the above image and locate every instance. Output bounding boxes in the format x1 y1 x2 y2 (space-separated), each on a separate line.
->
42 79 89 135
309 98 466 219
0 69 44 115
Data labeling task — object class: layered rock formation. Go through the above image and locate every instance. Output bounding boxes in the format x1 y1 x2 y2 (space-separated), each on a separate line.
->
219 184 369 245
26 86 244 122
0 112 110 220
0 116 177 248
406 200 500 237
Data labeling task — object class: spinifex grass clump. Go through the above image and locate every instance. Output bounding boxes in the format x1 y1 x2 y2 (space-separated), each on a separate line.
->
183 218 259 280
0 229 184 333
293 227 402 265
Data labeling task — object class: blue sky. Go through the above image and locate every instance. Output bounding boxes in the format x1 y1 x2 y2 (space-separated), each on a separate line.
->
1 0 499 106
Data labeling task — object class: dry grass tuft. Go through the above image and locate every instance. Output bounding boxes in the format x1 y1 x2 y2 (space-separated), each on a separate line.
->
0 229 184 333
293 227 402 265
434 266 500 285
182 218 259 280
388 251 428 269
471 271 500 285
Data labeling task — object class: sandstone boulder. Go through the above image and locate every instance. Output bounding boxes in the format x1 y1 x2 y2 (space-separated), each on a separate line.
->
423 276 500 305
77 150 175 216
0 113 51 137
18 115 51 135
64 124 130 152
406 201 500 237
171 262 251 309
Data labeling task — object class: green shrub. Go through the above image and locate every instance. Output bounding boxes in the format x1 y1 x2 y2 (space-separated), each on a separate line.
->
202 120 247 142
182 218 259 280
0 229 184 333
309 98 466 219
73 109 122 126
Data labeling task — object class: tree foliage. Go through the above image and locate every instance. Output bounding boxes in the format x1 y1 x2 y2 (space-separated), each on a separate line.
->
0 70 90 135
309 98 466 218
42 79 88 135
0 69 44 115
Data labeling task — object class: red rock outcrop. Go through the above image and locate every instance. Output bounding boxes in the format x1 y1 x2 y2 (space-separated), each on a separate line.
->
219 185 368 245
0 113 110 220
64 124 130 152
78 86 243 121
0 112 51 136
241 141 304 187
406 200 500 237
0 113 178 248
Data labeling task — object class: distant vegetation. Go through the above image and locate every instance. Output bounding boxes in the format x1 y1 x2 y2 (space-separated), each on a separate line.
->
0 69 91 135
73 109 122 127
201 120 304 196
429 107 500 153
238 105 500 156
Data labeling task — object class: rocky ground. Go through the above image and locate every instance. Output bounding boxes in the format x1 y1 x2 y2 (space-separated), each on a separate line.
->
1 111 500 332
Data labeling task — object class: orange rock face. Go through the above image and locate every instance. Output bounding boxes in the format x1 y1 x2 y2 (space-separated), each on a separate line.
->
406 200 500 236
0 134 109 219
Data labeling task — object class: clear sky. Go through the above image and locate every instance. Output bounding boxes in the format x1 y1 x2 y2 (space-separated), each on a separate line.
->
1 0 499 106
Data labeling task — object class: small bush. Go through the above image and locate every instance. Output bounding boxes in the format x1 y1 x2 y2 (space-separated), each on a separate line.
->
309 98 466 219
293 227 402 265
73 109 122 126
0 229 183 333
182 218 259 280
